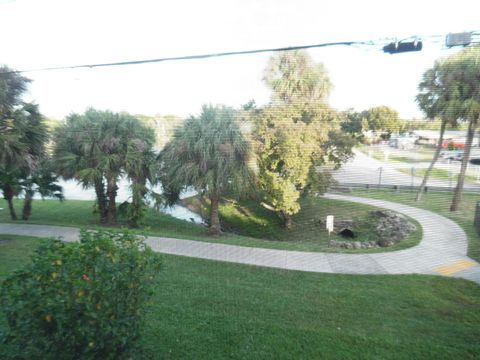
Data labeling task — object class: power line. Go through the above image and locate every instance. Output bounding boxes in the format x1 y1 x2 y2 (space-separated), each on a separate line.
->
0 40 369 75
2 31 479 76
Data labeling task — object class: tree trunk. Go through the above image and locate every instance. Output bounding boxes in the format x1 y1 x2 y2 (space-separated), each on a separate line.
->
22 190 34 220
450 119 476 211
3 185 17 220
94 178 108 224
415 119 447 201
208 195 221 235
129 178 146 228
281 210 293 229
106 177 118 225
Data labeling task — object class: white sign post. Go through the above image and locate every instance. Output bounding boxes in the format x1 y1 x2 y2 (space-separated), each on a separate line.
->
326 215 334 236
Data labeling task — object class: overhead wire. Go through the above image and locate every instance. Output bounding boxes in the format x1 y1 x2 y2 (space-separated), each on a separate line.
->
1 31 478 77
1 31 468 76
1 41 363 75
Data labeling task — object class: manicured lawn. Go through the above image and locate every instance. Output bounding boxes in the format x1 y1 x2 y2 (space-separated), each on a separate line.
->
357 145 435 164
0 234 51 282
1 235 479 359
0 197 421 253
388 154 430 163
183 195 422 253
350 188 480 262
398 167 477 183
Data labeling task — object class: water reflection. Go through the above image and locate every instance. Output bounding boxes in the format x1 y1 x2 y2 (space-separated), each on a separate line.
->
41 179 204 224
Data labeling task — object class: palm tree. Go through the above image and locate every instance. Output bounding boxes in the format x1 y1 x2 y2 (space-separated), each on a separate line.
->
0 67 33 220
53 109 157 226
0 102 49 220
122 118 157 227
53 110 109 223
415 66 457 201
21 159 63 220
264 50 331 108
159 105 256 235
418 46 480 210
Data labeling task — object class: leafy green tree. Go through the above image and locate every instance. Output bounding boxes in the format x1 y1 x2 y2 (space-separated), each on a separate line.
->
256 51 353 228
366 106 401 136
341 109 368 135
159 105 255 235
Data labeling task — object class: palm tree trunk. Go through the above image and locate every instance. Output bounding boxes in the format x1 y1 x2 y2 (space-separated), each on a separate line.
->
208 195 221 235
106 176 118 225
450 119 476 211
3 184 17 220
129 178 146 228
22 190 34 220
415 119 447 201
94 178 108 224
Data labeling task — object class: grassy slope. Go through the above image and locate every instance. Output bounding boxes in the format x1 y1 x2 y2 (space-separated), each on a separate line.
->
184 196 422 253
1 235 479 359
0 197 421 253
350 189 480 262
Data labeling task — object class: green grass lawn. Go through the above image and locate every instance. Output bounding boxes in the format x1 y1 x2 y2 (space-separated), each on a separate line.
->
183 196 422 253
0 197 421 253
357 145 435 164
1 235 479 359
398 167 477 183
350 188 480 262
389 154 432 163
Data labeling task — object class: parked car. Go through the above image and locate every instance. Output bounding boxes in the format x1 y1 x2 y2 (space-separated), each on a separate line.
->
442 139 466 149
440 150 464 161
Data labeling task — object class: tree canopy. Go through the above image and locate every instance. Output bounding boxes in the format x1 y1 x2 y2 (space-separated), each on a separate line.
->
159 104 256 235
264 50 332 108
255 51 354 228
53 108 156 226
0 67 55 220
418 46 480 210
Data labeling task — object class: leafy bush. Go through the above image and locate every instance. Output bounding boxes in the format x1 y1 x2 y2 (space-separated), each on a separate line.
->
0 230 161 359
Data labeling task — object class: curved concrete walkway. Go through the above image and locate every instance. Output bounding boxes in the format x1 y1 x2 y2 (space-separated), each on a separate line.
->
1 194 479 284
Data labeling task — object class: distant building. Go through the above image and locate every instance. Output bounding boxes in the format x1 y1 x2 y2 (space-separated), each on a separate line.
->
388 135 417 149
412 130 478 147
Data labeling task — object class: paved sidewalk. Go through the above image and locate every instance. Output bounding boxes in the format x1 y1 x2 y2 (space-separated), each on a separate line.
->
1 194 479 284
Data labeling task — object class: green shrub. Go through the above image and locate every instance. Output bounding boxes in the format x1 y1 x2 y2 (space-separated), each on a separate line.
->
0 230 162 359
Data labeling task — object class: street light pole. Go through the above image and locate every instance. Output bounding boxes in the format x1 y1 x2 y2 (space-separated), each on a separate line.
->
378 166 383 187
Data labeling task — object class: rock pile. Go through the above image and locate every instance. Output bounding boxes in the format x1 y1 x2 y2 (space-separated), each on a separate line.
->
371 210 416 247
326 210 416 249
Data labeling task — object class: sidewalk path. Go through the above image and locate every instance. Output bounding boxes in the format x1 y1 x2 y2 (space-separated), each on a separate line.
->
1 194 479 284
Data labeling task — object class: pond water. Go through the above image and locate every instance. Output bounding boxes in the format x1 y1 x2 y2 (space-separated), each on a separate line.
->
44 179 204 224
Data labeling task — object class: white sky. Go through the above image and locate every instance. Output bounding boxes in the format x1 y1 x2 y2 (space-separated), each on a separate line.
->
1 0 478 119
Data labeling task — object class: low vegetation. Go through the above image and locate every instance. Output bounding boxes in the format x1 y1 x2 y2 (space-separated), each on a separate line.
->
0 196 422 253
0 235 479 359
398 167 477 184
183 195 422 252
0 231 161 359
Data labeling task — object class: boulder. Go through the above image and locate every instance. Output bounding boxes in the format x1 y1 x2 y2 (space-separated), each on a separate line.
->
370 210 416 247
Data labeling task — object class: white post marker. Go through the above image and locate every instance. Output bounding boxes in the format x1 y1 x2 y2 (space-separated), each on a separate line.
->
326 215 334 236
